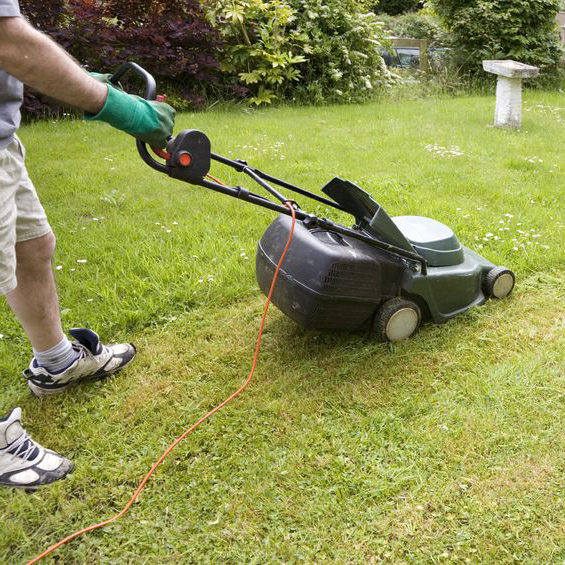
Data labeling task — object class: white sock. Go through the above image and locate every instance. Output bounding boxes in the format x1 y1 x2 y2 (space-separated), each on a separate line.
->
33 337 79 373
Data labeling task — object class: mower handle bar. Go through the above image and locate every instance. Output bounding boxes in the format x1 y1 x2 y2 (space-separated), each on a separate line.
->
110 62 350 210
108 61 348 208
110 62 157 100
111 62 428 274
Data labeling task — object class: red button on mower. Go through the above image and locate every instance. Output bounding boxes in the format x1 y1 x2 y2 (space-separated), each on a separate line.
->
176 151 192 167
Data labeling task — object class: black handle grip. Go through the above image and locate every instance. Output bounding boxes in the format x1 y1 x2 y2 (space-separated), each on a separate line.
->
109 62 157 101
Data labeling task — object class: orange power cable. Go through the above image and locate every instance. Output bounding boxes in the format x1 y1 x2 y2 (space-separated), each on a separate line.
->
206 173 226 186
27 202 297 564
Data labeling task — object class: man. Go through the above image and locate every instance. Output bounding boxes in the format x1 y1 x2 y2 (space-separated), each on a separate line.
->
0 1 175 489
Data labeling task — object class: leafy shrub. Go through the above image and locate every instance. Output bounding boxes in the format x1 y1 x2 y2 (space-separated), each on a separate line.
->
204 0 396 105
285 0 398 104
431 0 563 76
19 0 223 116
371 0 424 16
202 0 307 105
377 10 452 47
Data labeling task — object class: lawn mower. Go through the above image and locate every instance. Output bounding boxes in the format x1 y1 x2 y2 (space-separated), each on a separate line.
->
115 63 515 342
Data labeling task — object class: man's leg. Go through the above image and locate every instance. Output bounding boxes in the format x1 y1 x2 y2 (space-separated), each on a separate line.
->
0 141 73 489
6 231 64 351
9 231 137 397
6 136 136 397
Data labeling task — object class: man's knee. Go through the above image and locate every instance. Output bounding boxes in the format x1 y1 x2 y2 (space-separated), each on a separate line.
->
15 232 56 270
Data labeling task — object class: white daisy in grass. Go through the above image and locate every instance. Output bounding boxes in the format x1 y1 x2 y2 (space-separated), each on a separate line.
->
425 143 464 158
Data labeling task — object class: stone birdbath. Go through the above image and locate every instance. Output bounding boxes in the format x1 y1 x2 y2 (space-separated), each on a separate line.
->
482 60 539 128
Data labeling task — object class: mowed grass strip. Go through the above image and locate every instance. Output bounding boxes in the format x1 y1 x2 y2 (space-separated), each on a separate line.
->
0 92 564 562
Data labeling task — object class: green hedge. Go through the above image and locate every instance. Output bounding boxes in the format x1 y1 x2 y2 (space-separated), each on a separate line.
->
376 10 452 47
431 0 563 75
372 0 424 15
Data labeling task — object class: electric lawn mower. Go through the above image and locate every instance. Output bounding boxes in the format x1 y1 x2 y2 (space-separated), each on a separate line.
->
116 63 515 342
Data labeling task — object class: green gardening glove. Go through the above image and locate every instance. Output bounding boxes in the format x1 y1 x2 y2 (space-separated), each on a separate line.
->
85 80 175 149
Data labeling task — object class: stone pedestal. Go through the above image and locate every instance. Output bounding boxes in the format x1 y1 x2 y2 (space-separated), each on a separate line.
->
482 60 539 128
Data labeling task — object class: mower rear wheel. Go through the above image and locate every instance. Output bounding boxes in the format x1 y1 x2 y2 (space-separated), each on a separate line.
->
483 266 515 299
373 297 421 342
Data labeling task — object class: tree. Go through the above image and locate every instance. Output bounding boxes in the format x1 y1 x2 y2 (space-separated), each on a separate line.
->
431 0 563 75
373 0 424 16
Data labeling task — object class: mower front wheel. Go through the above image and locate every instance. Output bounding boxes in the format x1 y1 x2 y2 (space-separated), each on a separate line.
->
373 297 421 342
483 266 515 299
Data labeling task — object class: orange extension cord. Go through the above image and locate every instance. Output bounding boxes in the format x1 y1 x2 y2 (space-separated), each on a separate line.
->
27 201 297 564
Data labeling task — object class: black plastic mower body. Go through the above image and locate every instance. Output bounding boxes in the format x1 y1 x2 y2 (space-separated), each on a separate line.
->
257 216 406 330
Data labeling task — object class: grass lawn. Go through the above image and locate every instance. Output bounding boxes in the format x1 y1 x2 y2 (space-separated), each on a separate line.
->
1 92 564 563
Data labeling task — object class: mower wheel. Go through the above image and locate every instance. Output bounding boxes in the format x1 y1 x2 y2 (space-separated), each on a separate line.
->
373 297 421 342
483 267 515 299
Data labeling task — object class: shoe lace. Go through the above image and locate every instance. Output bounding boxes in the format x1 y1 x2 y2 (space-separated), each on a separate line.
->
5 430 40 462
73 343 90 360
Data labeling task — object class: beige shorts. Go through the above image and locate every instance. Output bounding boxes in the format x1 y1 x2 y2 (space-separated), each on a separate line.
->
0 135 52 296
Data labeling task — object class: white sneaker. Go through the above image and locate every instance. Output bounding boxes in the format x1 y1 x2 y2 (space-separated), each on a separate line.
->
0 408 73 489
24 328 136 398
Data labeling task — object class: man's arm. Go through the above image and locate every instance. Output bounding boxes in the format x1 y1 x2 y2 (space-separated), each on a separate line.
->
0 15 175 148
0 16 106 113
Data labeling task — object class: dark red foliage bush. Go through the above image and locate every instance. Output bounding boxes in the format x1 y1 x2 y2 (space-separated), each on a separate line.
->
19 0 225 117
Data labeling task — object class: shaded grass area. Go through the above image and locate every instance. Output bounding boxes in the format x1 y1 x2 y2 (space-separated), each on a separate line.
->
1 93 564 562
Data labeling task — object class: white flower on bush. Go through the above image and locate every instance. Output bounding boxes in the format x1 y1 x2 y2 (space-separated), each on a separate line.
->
330 69 343 81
